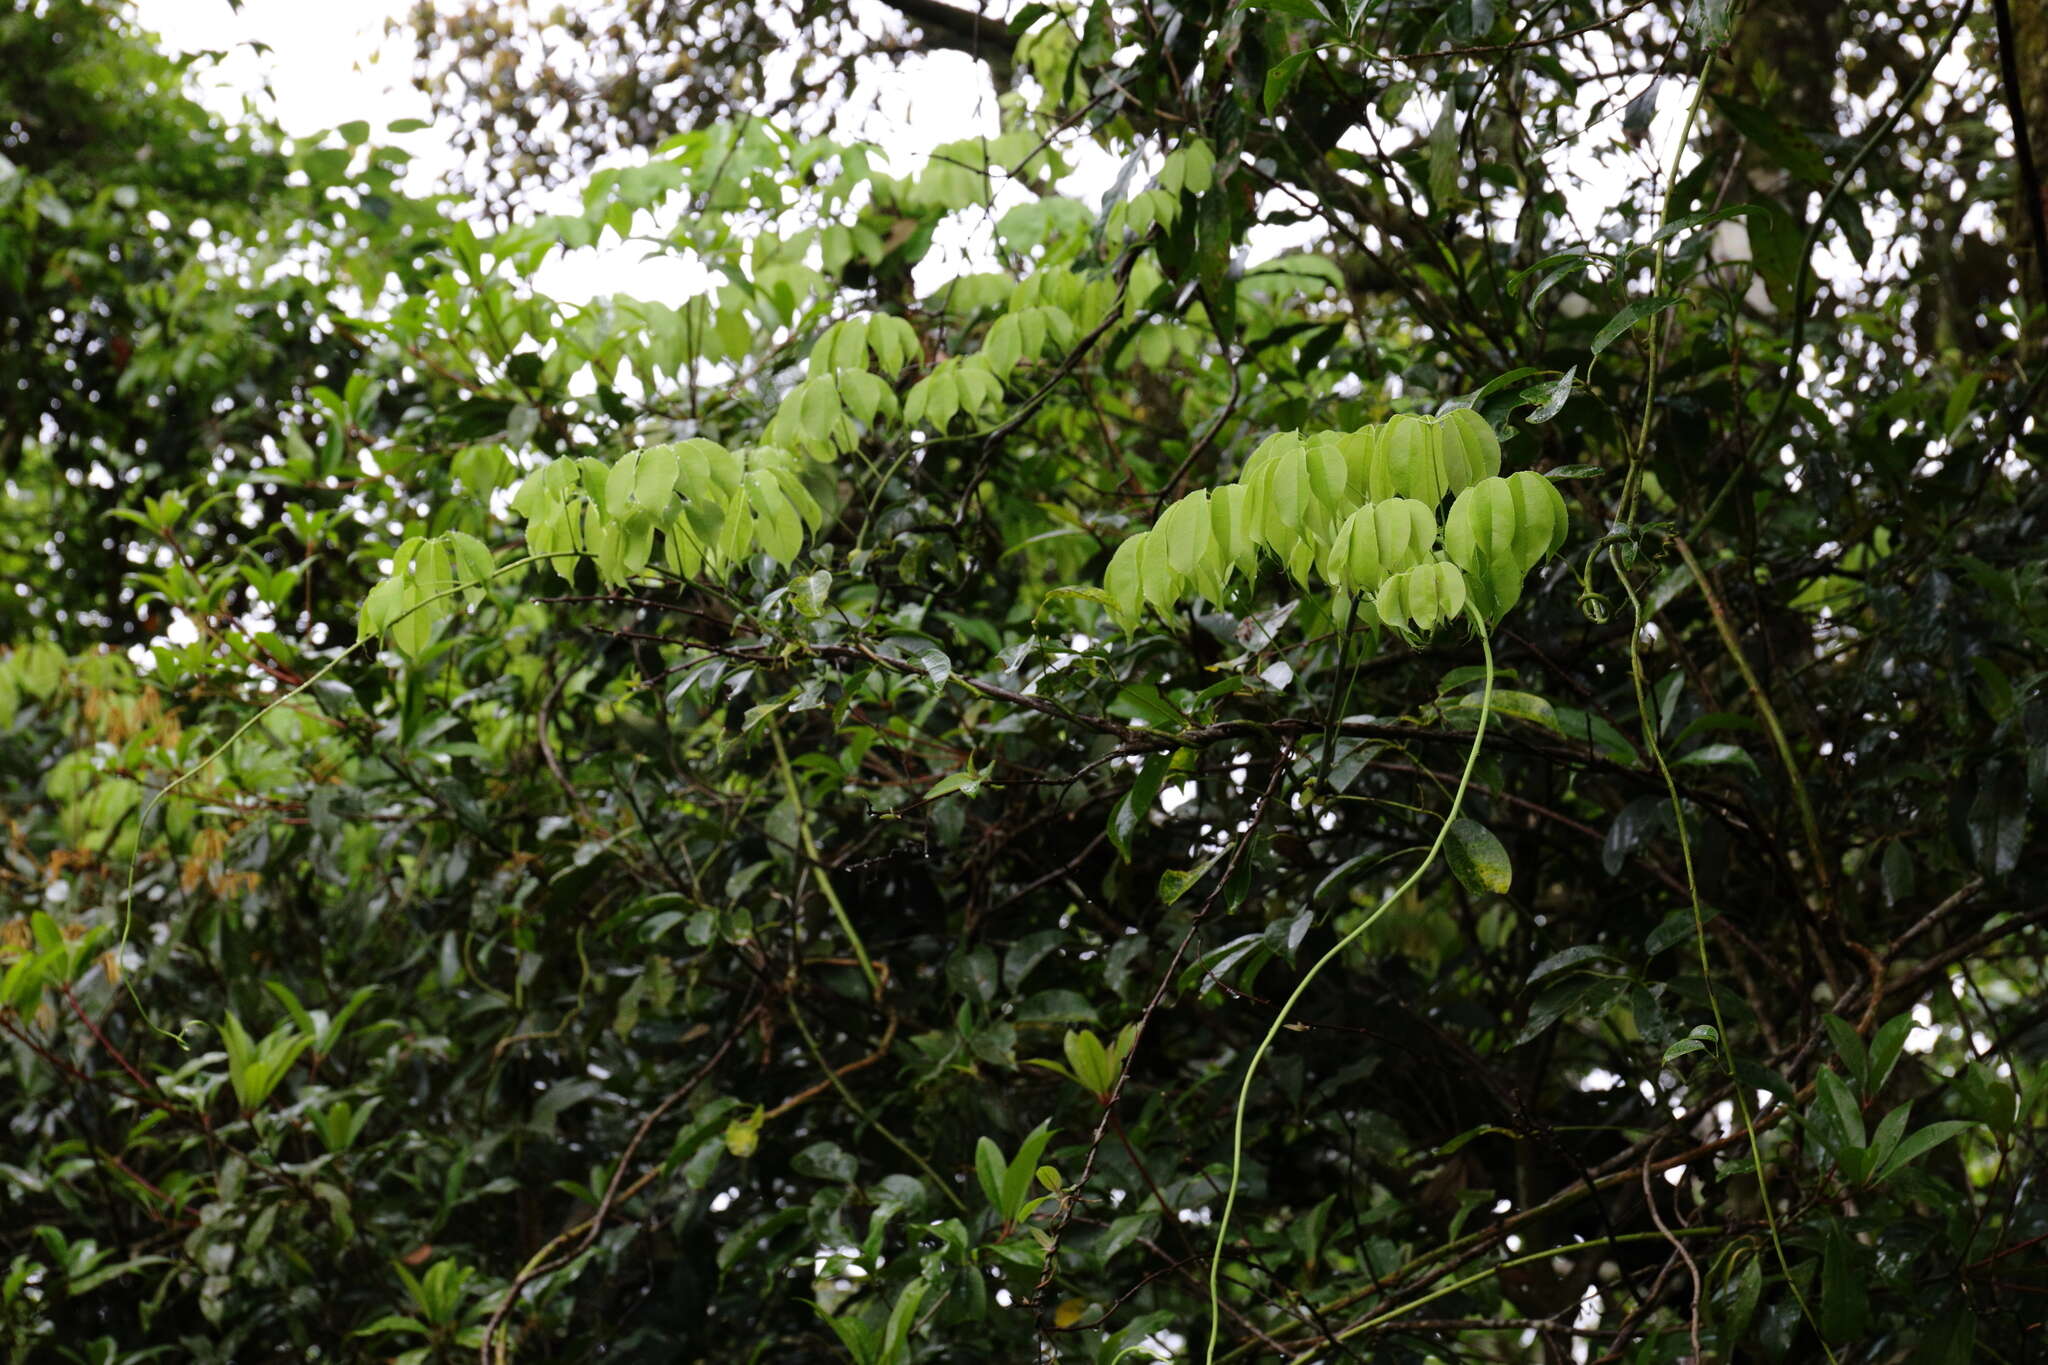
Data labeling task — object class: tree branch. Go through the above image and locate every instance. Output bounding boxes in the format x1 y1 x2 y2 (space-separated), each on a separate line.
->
876 0 1016 78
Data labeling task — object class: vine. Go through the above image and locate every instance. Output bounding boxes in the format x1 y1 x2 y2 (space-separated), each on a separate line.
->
1082 405 1567 1356
1606 34 1834 1359
1204 615 1497 1363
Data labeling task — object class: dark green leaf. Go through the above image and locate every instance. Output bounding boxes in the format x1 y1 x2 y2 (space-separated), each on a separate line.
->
1713 97 1831 182
1108 751 1174 861
1821 1014 1867 1093
1426 97 1459 209
1263 51 1315 114
792 1141 858 1183
1816 1066 1866 1151
1866 1012 1914 1096
1645 906 1717 956
1602 797 1664 876
1820 1219 1867 1341
1523 366 1576 423
1527 944 1619 983
1874 1121 1976 1182
1590 295 1682 358
1516 975 1626 1046
1672 742 1759 777
1966 770 2026 877
1880 840 1915 905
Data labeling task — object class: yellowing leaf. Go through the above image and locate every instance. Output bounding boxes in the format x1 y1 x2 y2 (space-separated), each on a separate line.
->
1446 817 1512 895
724 1106 765 1158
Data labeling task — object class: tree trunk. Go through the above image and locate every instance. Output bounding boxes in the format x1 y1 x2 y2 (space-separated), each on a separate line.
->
1996 0 2048 371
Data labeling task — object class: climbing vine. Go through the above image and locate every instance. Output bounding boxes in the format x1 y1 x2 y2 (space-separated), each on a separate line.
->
4 3 2046 1364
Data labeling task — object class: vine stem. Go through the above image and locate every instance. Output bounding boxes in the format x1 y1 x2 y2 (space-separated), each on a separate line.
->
1602 13 1834 1351
1314 601 1366 784
1616 52 1715 529
1610 548 1835 1364
766 714 880 999
1669 535 1832 910
1287 1226 1723 1359
782 997 964 1210
1203 615 1495 1364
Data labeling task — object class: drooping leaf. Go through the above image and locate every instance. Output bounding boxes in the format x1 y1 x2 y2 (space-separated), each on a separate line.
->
1590 295 1682 358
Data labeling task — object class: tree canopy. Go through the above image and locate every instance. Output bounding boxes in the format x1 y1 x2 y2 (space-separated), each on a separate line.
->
3 1 2046 1363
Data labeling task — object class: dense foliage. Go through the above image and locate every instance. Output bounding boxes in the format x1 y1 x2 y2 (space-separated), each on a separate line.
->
4 1 2046 1362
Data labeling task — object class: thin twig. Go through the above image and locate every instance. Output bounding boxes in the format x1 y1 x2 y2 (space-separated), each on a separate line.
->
1668 535 1833 912
481 1001 761 1365
1642 1141 1704 1363
1028 748 1295 1332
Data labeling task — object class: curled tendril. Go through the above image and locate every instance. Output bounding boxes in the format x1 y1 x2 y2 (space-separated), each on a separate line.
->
1573 546 1612 622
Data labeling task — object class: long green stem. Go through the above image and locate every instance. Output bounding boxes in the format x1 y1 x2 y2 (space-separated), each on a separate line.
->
767 714 880 998
1670 535 1831 907
1602 29 1832 1354
1288 1226 1725 1359
1616 55 1715 530
1611 551 1834 1364
1204 618 1495 1363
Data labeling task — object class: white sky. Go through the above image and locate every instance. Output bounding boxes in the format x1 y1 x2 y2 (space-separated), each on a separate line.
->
131 0 451 202
125 1 1719 293
129 0 1013 171
127 0 1038 304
